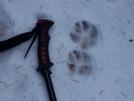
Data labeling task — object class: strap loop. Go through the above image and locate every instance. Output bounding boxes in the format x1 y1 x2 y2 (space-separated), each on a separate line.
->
0 27 37 52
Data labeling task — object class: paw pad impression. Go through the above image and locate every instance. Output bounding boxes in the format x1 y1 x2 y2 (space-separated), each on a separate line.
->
67 50 92 75
70 21 98 49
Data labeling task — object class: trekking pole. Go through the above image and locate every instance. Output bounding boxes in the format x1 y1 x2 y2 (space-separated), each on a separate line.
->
0 19 57 101
36 20 57 101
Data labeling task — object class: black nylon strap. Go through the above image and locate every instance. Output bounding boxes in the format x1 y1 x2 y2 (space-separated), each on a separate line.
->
0 27 37 52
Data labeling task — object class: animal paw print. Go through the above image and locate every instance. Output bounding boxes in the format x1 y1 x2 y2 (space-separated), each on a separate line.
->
67 50 92 75
67 20 100 76
70 21 98 49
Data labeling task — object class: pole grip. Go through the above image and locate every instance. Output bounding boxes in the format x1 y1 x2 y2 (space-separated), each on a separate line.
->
36 20 54 71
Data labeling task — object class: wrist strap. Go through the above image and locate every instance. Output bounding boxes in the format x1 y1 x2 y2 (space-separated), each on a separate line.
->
0 27 37 53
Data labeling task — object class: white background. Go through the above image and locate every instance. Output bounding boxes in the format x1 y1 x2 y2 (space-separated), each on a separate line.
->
0 0 134 101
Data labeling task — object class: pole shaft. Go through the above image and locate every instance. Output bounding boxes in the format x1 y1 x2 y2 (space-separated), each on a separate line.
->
41 69 57 101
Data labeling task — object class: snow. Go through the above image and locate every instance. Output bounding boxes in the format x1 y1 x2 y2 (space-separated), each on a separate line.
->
0 0 134 101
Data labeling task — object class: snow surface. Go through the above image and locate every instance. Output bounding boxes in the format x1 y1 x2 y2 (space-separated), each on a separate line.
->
0 0 134 101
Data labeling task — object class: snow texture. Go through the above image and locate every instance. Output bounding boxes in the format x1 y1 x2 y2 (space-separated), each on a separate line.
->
0 0 134 101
